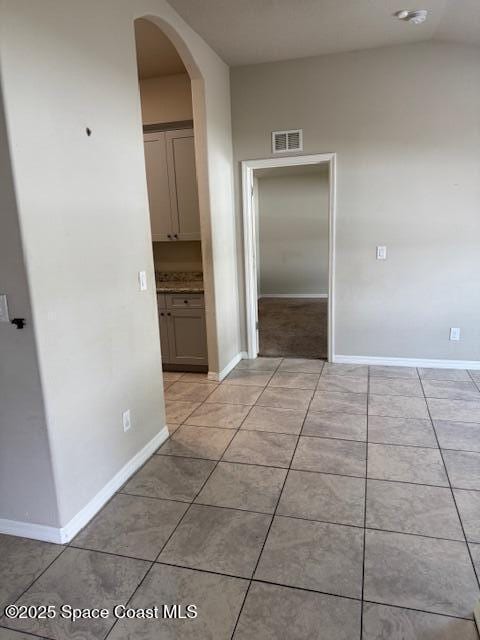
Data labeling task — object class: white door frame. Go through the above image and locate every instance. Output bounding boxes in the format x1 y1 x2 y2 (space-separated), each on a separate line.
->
241 153 337 361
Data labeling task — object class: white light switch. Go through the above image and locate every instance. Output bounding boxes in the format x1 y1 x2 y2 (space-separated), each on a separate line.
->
376 246 387 260
450 327 461 341
138 271 147 291
0 294 9 322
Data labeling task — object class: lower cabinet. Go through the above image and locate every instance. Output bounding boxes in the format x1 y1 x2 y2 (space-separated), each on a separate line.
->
158 311 171 363
158 293 207 366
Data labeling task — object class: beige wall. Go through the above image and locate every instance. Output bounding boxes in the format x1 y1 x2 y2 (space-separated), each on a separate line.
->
0 82 59 527
0 0 239 533
153 240 202 272
232 41 480 361
257 168 329 296
139 72 193 124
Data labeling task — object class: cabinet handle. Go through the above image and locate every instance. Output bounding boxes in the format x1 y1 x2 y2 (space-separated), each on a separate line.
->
167 312 171 316
173 233 178 239
160 312 164 316
183 300 188 304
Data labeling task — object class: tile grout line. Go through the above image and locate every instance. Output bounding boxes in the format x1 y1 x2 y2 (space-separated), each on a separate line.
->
228 358 322 639
120 460 480 492
167 420 480 452
0 624 50 639
123 555 480 623
360 365 372 640
69 508 480 563
104 358 294 640
418 374 480 596
361 596 477 624
165 377 222 414
0 364 468 637
0 363 465 633
173 387 260 433
2 371 245 637
160 368 480 637
104 368 271 640
175 360 321 437
227 356 287 638
196 398 480 421
114 483 476 545
467 369 480 394
160 427 480 456
0 546 71 633
8 360 478 638
15 491 133 618
143 362 480 510
165 368 269 449
22 523 475 633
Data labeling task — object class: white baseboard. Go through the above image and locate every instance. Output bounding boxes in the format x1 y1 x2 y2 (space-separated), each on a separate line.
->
0 426 169 544
259 294 328 299
0 518 65 544
208 351 248 382
334 354 480 370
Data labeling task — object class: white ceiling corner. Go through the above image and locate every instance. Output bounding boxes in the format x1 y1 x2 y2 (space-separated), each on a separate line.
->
166 0 479 66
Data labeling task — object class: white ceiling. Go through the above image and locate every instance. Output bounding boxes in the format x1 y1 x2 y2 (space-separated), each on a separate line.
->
135 18 186 79
166 0 480 66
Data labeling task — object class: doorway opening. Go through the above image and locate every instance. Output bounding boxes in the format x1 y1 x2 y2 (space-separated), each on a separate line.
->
242 154 336 362
134 18 209 373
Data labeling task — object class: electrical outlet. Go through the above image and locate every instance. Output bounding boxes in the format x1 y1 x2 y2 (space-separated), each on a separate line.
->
376 246 387 260
123 409 132 432
0 294 9 323
450 327 461 341
138 271 147 291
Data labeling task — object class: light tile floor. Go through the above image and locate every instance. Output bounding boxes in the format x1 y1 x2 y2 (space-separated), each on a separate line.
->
2 359 480 639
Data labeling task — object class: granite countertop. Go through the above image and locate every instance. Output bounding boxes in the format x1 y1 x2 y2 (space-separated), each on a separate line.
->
155 271 204 294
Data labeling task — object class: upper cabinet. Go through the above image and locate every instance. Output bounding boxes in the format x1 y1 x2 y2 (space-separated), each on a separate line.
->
166 131 200 241
144 131 173 240
144 128 201 242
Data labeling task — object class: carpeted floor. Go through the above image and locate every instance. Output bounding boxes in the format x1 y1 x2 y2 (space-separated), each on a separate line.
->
258 297 328 358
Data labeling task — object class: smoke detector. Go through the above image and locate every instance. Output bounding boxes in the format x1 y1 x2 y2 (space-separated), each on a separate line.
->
396 9 428 24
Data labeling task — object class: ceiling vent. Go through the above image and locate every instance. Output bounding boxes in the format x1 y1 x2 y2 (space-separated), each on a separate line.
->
272 129 303 153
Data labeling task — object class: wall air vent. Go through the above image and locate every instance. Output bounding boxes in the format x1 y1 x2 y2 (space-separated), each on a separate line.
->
272 129 303 153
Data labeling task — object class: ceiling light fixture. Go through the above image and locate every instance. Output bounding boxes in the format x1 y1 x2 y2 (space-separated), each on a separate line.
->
395 9 428 24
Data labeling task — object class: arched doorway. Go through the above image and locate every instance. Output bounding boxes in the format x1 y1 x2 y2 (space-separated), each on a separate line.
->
133 16 218 376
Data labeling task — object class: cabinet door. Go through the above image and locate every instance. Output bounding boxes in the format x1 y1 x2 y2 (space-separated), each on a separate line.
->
158 311 171 364
166 129 201 241
166 308 207 365
144 132 174 241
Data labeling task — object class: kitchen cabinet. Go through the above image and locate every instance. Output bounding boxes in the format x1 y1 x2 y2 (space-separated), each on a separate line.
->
167 308 207 366
157 295 171 363
157 293 207 366
143 131 172 240
144 128 200 242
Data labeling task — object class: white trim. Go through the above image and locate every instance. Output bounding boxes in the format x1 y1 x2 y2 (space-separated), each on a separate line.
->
0 519 65 544
242 153 336 361
0 427 169 544
208 351 248 382
334 354 480 370
259 293 328 299
328 155 336 363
